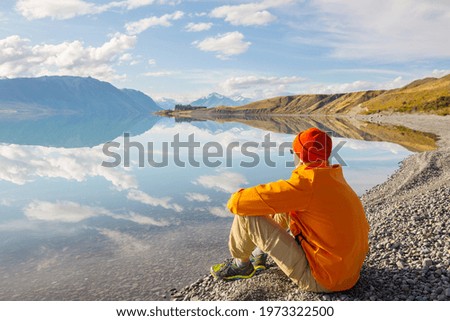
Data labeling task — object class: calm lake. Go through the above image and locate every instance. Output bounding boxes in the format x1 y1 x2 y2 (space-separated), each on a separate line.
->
0 114 430 300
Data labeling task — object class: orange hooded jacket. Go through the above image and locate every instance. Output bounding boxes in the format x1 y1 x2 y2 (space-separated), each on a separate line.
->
226 163 369 291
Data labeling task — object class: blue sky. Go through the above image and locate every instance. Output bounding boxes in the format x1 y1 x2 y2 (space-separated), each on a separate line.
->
0 0 449 102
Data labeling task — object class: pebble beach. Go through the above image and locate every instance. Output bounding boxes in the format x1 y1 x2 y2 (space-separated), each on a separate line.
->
171 114 450 301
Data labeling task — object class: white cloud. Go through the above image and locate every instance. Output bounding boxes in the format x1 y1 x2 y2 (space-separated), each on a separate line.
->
127 189 183 212
194 31 251 60
431 69 450 78
0 143 137 191
98 229 152 254
16 0 97 20
310 0 450 61
211 5 274 26
148 58 156 65
185 192 211 202
98 225 183 256
208 206 231 218
24 200 170 226
144 119 292 154
118 53 139 65
220 75 305 99
322 68 412 77
220 74 413 98
119 53 133 62
374 76 407 90
185 22 213 32
210 0 294 26
143 71 176 77
306 80 374 94
113 212 169 226
125 11 184 35
0 199 13 207
16 0 175 20
336 138 408 154
122 0 160 10
221 75 305 90
0 33 136 80
304 76 408 94
193 171 248 193
24 200 109 222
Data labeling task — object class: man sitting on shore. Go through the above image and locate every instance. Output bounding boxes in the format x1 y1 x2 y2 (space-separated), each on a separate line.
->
211 127 369 292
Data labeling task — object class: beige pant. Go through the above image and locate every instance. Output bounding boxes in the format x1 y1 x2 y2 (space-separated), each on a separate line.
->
229 214 330 293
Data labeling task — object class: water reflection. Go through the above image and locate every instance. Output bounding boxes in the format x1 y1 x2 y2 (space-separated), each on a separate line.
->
176 114 437 152
0 113 159 148
0 113 431 300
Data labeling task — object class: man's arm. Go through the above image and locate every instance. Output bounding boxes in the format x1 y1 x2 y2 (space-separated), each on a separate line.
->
227 179 311 216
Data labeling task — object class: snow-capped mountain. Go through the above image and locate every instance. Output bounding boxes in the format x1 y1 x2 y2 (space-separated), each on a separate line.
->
190 92 252 108
155 97 180 109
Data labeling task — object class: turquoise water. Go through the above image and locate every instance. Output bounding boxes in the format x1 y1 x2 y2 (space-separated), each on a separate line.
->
0 116 412 300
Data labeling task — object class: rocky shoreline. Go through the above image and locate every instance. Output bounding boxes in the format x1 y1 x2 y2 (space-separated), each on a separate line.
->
170 114 450 301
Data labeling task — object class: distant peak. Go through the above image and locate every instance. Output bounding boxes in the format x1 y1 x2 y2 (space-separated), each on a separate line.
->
231 95 250 101
206 92 225 99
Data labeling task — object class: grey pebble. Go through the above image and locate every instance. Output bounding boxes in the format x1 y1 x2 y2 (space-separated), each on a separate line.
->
423 259 433 268
445 288 450 297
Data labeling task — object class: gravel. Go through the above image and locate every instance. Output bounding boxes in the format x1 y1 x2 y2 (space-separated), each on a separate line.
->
172 115 450 301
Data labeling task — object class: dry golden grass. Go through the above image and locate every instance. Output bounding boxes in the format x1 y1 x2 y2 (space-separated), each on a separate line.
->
362 75 450 115
210 74 450 116
163 75 449 116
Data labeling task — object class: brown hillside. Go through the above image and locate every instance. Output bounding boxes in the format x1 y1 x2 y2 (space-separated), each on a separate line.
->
313 90 385 114
191 74 449 116
215 94 336 114
362 74 450 115
400 77 437 90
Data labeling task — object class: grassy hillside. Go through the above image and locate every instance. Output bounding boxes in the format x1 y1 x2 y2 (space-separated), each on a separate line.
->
362 75 450 115
189 75 449 116
213 94 343 114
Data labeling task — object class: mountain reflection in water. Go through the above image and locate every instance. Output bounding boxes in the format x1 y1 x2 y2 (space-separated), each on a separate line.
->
0 113 434 300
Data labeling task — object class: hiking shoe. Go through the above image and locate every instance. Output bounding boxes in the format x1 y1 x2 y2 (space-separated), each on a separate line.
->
251 253 268 271
210 259 255 280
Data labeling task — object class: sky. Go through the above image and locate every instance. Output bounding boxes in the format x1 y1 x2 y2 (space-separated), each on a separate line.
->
0 0 449 102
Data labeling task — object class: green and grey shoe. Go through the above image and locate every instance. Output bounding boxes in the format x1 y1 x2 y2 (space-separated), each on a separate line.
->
251 253 268 271
210 259 255 280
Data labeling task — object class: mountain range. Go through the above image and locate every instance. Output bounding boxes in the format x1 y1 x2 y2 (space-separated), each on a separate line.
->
2 74 448 119
190 92 252 108
0 76 161 117
155 93 252 109
195 74 450 116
